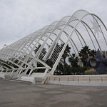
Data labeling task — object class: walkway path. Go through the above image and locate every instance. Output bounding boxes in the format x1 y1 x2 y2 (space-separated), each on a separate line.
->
0 78 107 107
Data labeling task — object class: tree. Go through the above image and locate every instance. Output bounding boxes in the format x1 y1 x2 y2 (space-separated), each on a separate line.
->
54 45 97 75
89 50 96 58
55 62 64 75
69 54 78 67
50 43 64 63
52 44 71 75
45 59 53 68
79 46 91 67
61 44 71 74
68 54 84 75
62 45 71 65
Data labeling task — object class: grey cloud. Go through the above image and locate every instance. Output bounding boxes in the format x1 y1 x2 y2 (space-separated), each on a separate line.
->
0 0 107 48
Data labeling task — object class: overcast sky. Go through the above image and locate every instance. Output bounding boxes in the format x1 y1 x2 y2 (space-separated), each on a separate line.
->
0 0 107 49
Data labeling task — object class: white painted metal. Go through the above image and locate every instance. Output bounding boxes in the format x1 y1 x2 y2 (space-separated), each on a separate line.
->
0 10 107 81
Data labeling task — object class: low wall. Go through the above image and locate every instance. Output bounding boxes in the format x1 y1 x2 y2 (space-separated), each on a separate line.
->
1 72 107 86
0 72 45 84
47 75 107 86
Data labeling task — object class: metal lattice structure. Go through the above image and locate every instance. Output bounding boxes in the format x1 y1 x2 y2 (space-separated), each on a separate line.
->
0 10 107 78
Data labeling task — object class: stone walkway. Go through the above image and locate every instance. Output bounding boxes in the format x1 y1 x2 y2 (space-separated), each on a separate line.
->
0 78 107 107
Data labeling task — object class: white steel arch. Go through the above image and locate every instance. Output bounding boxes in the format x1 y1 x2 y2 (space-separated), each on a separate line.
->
0 10 107 78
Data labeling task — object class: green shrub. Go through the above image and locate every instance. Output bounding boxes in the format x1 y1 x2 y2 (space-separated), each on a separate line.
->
85 68 96 75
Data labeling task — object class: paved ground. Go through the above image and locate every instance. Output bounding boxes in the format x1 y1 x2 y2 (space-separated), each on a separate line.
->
0 78 107 107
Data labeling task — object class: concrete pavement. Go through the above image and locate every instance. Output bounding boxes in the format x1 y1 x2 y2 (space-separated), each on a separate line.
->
0 78 107 107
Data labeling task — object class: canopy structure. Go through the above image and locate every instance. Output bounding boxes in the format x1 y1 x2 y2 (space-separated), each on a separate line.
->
0 10 107 78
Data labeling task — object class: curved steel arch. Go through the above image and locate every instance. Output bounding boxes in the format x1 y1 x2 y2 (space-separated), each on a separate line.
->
0 10 107 78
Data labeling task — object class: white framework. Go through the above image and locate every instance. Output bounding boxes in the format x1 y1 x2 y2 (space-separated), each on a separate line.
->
0 10 107 78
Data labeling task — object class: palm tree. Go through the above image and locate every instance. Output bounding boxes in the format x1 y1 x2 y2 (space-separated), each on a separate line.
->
79 46 96 69
54 44 71 75
89 50 96 58
79 46 90 67
62 45 71 65
68 53 82 74
69 54 78 67
62 44 71 74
